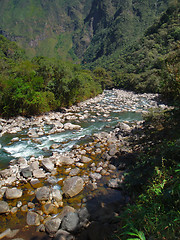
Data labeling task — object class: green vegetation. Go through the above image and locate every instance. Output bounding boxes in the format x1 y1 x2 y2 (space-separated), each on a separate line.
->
0 35 103 117
0 0 93 60
85 2 180 103
112 108 180 240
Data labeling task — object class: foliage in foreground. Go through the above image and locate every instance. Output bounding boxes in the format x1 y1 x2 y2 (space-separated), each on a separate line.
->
114 108 180 240
0 35 112 117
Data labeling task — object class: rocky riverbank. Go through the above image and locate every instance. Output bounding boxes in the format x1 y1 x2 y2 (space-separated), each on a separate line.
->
0 89 172 240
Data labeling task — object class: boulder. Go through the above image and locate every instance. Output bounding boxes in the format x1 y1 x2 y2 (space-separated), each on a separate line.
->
81 156 92 163
52 189 62 203
56 156 75 166
42 203 58 215
78 207 90 227
62 177 84 198
0 201 9 214
61 212 79 232
42 159 54 172
26 211 40 226
54 229 75 240
69 168 80 176
35 186 50 201
45 218 61 235
64 123 81 130
5 188 23 199
21 167 32 178
56 206 76 221
0 169 13 178
107 178 122 189
33 169 46 178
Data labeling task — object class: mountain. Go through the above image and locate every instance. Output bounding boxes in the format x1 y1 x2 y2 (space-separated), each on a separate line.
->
92 1 179 100
82 0 170 63
0 0 93 60
0 0 170 61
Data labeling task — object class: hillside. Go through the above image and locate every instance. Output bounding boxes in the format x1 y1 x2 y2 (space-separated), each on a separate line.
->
0 0 170 61
82 0 170 63
0 0 93 60
84 2 180 102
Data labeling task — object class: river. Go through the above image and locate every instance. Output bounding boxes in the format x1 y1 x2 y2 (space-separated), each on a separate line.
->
0 89 165 240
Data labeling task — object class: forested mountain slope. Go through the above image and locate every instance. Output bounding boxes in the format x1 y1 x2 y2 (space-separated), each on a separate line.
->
0 0 93 60
85 1 180 101
83 0 170 63
0 0 170 61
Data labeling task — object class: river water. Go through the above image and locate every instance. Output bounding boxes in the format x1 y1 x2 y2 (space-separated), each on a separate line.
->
0 89 163 239
0 89 156 170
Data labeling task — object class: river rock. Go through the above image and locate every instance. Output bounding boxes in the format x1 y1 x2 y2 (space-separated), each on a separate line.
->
0 201 9 214
52 189 62 203
69 168 80 176
33 169 46 178
21 167 32 178
45 218 61 235
5 188 23 199
61 212 79 232
50 144 60 149
78 207 90 227
26 211 40 226
57 206 76 221
107 178 122 189
35 186 50 201
56 155 75 166
0 169 13 178
54 229 75 240
62 176 84 198
42 203 58 215
42 159 54 172
81 156 92 163
30 161 39 170
64 123 81 130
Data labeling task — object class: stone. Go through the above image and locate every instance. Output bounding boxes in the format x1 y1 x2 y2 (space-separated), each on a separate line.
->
0 229 11 239
62 176 84 198
52 189 62 203
30 161 39 170
81 156 92 163
57 206 76 221
42 203 58 215
45 218 61 234
33 169 46 178
21 205 28 212
21 167 32 178
0 201 9 214
90 172 102 180
61 212 79 232
69 168 80 176
42 159 54 172
50 144 60 149
56 156 75 166
0 169 13 178
46 176 57 185
35 186 50 201
1 229 19 239
78 207 90 227
26 211 40 226
107 178 122 189
64 123 81 130
5 188 23 199
30 178 41 188
54 229 75 240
